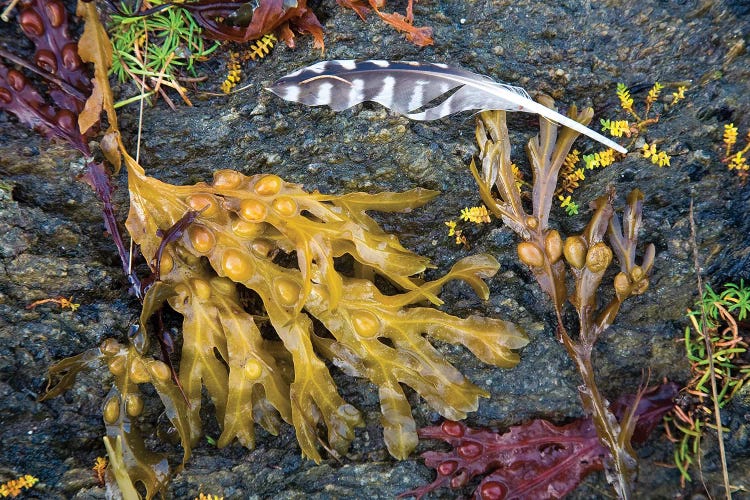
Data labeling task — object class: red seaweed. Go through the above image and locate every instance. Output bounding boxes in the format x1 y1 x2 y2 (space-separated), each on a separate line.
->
0 0 92 155
402 383 679 500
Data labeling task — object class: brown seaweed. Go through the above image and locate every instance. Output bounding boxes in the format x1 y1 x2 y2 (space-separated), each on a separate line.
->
469 103 655 498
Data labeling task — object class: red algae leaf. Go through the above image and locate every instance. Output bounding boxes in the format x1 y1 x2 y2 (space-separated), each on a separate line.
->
0 0 93 155
403 384 678 499
403 419 605 500
373 10 433 46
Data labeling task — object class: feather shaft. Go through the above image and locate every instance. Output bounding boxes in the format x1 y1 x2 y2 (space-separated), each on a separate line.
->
269 60 627 154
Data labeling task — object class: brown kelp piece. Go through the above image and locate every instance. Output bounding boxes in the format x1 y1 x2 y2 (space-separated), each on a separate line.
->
76 0 118 139
165 255 293 450
469 100 655 499
42 337 197 499
185 0 432 49
335 0 434 46
184 0 324 50
124 152 527 461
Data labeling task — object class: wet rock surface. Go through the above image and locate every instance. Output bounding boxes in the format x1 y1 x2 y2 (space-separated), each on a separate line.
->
1 0 749 498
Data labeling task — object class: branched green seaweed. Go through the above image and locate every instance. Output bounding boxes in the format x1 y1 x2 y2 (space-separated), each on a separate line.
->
666 280 750 485
107 0 219 106
469 102 655 499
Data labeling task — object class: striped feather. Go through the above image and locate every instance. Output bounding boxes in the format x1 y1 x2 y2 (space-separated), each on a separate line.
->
269 60 627 154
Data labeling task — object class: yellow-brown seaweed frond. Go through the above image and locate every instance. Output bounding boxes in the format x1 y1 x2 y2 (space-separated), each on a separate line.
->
469 102 656 496
119 153 527 464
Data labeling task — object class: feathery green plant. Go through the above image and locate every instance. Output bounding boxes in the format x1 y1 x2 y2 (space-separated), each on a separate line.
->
109 0 219 105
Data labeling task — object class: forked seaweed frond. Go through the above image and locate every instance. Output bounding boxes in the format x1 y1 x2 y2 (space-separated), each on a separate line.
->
44 149 528 498
123 148 528 457
470 98 656 499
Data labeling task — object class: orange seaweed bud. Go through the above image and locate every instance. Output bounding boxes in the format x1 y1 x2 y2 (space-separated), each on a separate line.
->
19 10 44 36
525 216 539 230
545 230 563 263
232 219 264 239
187 194 218 218
55 109 76 132
221 249 254 282
148 360 171 382
188 225 215 254
191 278 212 300
125 394 144 417
614 272 631 300
61 43 81 72
563 236 587 269
35 50 57 73
213 169 243 189
585 242 612 273
480 481 507 500
441 421 464 437
46 1 66 27
517 242 544 268
129 357 151 384
7 69 25 91
274 277 300 306
244 360 263 380
159 252 174 276
351 310 380 338
254 174 283 196
239 199 268 222
272 196 298 217
251 239 274 258
103 396 121 424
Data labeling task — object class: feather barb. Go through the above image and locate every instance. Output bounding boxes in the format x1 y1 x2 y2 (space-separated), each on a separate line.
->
269 60 627 154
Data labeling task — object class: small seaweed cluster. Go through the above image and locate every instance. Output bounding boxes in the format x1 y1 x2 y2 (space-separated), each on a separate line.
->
196 494 224 500
722 123 749 183
444 205 493 247
221 34 278 94
184 0 430 49
92 457 107 487
609 82 683 168
0 0 93 155
108 0 219 107
665 280 750 485
546 82 688 216
0 475 38 498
